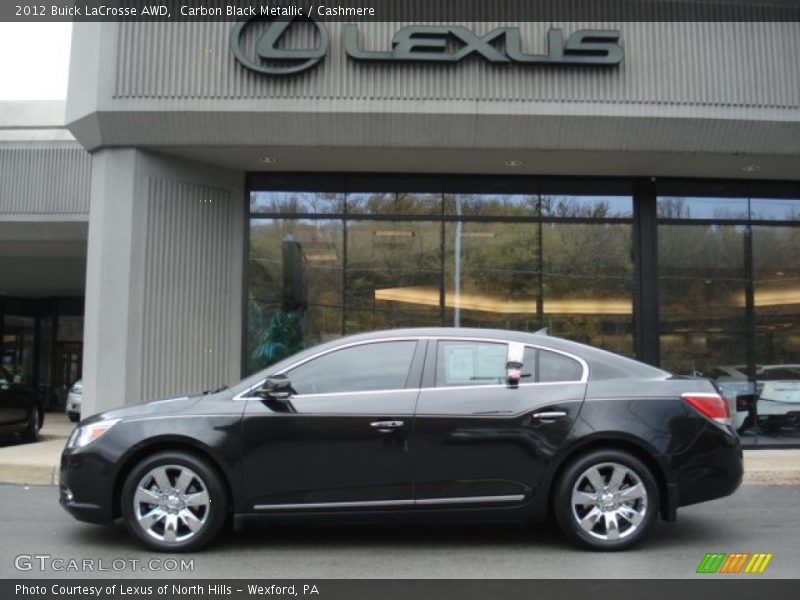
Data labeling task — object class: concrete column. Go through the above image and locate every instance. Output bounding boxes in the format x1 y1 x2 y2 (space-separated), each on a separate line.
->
81 149 243 417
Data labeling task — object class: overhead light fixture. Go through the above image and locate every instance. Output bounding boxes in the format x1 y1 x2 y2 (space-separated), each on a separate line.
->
504 160 523 167
741 164 760 172
259 156 278 164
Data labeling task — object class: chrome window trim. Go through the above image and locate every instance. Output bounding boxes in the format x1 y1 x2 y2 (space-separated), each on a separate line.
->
235 335 589 401
253 494 524 511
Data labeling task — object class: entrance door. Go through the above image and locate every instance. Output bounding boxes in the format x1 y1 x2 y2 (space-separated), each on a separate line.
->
55 342 82 408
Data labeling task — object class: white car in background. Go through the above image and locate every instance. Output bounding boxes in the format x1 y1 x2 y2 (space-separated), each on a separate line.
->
758 365 800 431
66 380 82 423
711 364 800 433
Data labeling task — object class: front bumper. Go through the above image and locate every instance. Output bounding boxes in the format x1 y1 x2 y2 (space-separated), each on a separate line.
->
59 447 116 524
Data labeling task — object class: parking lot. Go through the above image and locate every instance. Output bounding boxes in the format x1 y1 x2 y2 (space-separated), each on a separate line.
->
0 483 797 579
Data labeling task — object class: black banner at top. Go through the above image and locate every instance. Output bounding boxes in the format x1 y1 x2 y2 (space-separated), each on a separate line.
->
4 0 800 22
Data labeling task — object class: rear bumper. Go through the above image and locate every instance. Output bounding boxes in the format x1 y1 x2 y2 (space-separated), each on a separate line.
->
674 424 743 508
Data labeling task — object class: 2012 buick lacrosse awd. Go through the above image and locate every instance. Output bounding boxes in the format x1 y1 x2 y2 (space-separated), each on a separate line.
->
60 328 742 552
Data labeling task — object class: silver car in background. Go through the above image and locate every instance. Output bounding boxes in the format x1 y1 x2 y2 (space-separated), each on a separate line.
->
66 380 82 423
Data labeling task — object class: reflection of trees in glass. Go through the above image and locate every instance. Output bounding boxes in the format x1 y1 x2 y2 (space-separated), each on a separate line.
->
658 224 747 375
446 194 539 217
542 223 633 355
250 192 344 214
346 192 441 215
752 226 800 366
346 220 442 333
247 219 343 371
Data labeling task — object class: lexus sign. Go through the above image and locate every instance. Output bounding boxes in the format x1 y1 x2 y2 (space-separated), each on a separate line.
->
231 16 624 75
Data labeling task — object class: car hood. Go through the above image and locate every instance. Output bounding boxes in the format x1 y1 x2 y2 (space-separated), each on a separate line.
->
82 394 204 425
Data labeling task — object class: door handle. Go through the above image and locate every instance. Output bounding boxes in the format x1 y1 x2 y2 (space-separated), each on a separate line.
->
532 411 568 420
370 420 404 432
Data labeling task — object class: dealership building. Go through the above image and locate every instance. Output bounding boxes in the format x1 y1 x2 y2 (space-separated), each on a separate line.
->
1 6 799 446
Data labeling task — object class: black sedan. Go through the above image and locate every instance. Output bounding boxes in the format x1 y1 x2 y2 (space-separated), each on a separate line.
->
0 368 44 443
60 328 742 551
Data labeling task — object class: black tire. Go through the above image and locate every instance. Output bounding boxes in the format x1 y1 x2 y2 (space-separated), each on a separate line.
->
121 451 228 552
553 449 659 551
20 406 40 443
67 413 80 423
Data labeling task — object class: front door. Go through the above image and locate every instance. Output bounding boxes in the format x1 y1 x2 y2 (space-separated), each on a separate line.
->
240 338 425 512
413 338 587 506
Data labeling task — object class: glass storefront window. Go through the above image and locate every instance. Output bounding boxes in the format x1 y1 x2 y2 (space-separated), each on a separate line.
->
444 194 539 217
444 221 540 331
346 220 442 332
543 223 634 356
247 219 344 373
751 226 800 442
658 224 748 376
657 196 750 220
541 195 633 219
346 192 441 216
250 191 344 215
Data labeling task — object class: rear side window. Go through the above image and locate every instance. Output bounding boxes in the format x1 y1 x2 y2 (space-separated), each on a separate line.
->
287 341 417 395
436 341 508 387
522 347 584 383
539 349 583 382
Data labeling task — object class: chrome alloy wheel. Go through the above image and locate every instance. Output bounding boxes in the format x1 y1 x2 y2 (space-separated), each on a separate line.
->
570 461 648 541
133 465 210 543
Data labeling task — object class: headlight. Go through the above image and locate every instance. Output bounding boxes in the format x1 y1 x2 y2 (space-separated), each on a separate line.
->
70 383 83 395
67 419 121 449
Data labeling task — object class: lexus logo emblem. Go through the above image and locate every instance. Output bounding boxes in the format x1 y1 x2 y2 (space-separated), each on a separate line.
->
230 16 329 75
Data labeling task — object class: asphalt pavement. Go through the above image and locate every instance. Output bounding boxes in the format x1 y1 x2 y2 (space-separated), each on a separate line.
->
0 483 797 579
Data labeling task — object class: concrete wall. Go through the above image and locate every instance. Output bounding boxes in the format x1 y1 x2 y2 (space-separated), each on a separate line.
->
66 20 800 160
81 149 244 415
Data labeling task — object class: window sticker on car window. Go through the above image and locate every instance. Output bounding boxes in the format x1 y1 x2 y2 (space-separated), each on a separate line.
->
445 345 477 384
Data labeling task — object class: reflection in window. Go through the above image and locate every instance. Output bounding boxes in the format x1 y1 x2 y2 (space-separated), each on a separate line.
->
250 191 344 214
247 219 343 373
347 221 442 333
658 224 748 377
444 194 539 217
752 226 800 440
541 195 632 218
444 222 540 331
750 199 800 221
346 192 440 216
657 197 749 220
542 223 634 356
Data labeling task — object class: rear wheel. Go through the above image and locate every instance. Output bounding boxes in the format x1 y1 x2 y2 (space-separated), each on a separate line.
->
121 451 228 552
554 449 658 551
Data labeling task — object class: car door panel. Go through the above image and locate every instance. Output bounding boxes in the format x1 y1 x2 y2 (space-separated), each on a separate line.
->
240 340 424 511
412 340 587 504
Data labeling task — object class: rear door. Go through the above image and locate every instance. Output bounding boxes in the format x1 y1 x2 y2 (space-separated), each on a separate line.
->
412 338 587 507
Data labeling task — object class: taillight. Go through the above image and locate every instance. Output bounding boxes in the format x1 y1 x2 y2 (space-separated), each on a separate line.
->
682 393 732 426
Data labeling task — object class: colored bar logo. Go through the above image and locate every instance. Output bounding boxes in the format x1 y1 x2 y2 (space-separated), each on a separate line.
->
696 553 773 574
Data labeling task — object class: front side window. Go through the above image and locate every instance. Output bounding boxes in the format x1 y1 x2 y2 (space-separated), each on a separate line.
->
286 341 417 395
436 341 508 387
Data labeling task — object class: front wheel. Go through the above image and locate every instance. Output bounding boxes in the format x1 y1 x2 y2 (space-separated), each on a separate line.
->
121 451 228 552
553 449 658 551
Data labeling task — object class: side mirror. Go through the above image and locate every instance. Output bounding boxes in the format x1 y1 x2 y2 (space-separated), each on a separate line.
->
256 375 293 402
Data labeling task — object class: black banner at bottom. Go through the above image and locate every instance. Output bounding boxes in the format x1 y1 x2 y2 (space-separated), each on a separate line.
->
3 580 799 600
